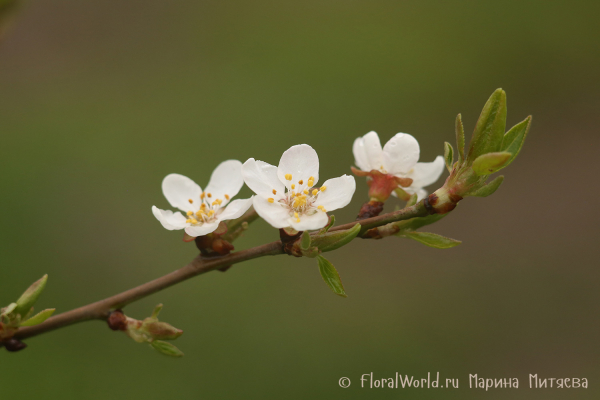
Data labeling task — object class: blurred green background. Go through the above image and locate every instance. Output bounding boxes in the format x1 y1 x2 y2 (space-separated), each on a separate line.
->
0 1 598 399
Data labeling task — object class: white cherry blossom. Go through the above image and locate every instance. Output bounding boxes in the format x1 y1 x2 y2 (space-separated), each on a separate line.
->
242 144 356 231
152 160 253 237
353 131 444 200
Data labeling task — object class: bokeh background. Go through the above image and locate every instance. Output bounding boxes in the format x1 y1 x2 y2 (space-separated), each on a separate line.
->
0 1 598 399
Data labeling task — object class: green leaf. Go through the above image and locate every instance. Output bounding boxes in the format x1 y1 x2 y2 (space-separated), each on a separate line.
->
406 193 418 207
403 232 461 249
151 303 163 319
467 89 507 160
316 256 347 298
467 175 504 197
455 113 465 162
14 275 48 317
311 223 361 253
150 340 184 357
2 302 17 316
319 215 335 234
300 231 311 250
444 142 454 173
471 152 512 176
20 308 55 327
501 116 531 168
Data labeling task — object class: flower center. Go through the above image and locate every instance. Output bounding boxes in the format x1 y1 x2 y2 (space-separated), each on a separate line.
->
184 192 228 226
268 174 327 223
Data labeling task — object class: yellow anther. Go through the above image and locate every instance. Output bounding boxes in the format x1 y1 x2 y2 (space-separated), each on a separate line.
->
268 198 275 203
291 184 295 189
200 192 205 199
307 179 314 187
188 199 193 204
296 218 301 223
312 189 318 195
201 203 207 208
294 212 299 218
208 210 215 216
186 211 193 216
272 189 277 195
292 195 307 208
196 211 204 217
212 199 222 206
285 174 292 181
191 219 198 224
290 192 296 198
303 189 308 195
207 193 212 198
318 205 326 212
320 186 327 191
224 194 230 200
185 219 191 223
298 179 303 185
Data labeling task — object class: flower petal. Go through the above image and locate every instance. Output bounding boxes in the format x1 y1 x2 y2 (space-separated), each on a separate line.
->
162 173 202 212
217 197 254 221
277 144 319 189
313 175 356 212
242 158 286 199
152 206 187 230
185 221 220 237
252 196 291 229
362 131 384 171
289 211 329 231
203 160 244 206
408 156 445 188
382 132 420 174
352 136 371 171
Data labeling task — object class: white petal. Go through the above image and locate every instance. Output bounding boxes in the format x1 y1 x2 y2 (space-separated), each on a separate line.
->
362 131 384 171
382 132 420 175
352 136 371 171
252 196 292 229
162 173 202 212
242 158 286 199
217 197 254 221
408 156 445 188
277 144 319 189
289 211 329 231
152 206 187 231
203 160 244 206
313 175 356 212
185 221 220 237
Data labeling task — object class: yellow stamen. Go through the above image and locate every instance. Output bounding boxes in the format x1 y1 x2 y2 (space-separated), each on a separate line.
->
272 189 277 195
296 218 301 223
188 199 193 204
208 210 215 216
294 212 299 218
298 179 303 185
320 186 327 191
292 195 307 208
285 174 292 181
196 211 204 217
201 203 207 208
224 194 230 200
303 189 308 195
186 211 193 216
312 189 318 196
318 205 326 212
200 192 206 199
191 219 198 224
186 219 191 223
291 184 295 189
207 193 212 198
268 198 274 203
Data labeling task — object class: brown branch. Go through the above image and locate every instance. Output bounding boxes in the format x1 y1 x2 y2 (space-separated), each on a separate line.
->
12 200 431 342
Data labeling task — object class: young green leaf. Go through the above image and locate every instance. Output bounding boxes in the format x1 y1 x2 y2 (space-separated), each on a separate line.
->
501 116 531 167
300 231 312 250
455 113 465 162
19 308 55 327
311 223 361 253
319 215 335 234
467 175 504 197
406 192 418 207
316 256 347 298
14 275 48 317
151 303 163 319
444 142 454 173
403 232 461 249
150 340 184 357
471 152 512 176
467 88 507 161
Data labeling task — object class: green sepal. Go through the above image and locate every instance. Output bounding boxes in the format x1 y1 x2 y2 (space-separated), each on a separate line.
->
150 340 184 357
466 175 504 197
406 193 418 207
311 223 361 253
467 88 507 160
2 302 17 316
444 142 454 173
455 113 465 163
151 303 163 319
319 215 335 234
300 231 311 250
471 152 512 176
501 116 531 167
20 308 55 327
401 232 461 249
316 256 347 298
14 275 48 317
